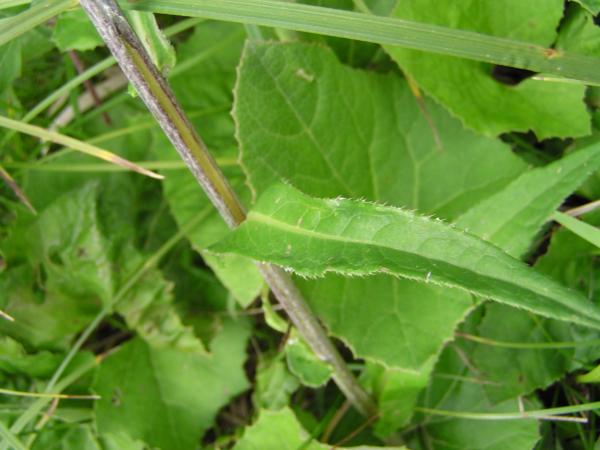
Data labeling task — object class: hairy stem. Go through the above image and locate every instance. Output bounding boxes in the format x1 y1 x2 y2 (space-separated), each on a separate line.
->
80 0 376 416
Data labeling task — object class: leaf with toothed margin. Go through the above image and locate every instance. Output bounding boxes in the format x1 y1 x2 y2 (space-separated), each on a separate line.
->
211 182 600 331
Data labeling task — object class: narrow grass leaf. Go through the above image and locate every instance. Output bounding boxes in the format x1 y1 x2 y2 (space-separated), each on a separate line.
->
0 116 163 179
553 210 600 248
0 0 77 47
212 182 600 330
124 0 600 85
0 421 26 450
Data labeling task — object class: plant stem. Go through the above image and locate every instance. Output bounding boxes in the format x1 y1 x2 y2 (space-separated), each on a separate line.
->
80 0 376 417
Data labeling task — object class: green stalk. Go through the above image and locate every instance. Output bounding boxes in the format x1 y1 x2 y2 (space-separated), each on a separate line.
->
457 332 600 350
416 401 600 422
124 0 600 85
81 0 376 417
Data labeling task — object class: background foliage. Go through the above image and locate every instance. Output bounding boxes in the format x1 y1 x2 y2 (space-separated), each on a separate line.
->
1 0 600 449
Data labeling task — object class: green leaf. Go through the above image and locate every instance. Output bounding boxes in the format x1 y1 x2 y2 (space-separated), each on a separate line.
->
234 407 407 450
408 344 541 450
254 357 300 410
556 4 600 57
0 337 62 378
93 319 250 450
577 364 600 383
114 246 207 353
52 8 103 52
212 182 600 330
0 182 111 349
232 39 519 381
469 210 600 402
572 0 600 14
124 0 600 85
386 0 590 138
285 334 332 387
553 211 600 249
127 10 175 75
236 41 527 218
457 142 600 258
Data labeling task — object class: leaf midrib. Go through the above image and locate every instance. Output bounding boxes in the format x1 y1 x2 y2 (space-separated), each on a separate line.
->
245 210 587 320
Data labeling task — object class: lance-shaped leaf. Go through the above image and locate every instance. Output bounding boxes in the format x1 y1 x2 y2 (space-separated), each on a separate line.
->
212 182 600 330
457 141 600 258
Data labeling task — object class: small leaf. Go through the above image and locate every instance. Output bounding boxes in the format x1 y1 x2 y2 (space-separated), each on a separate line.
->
284 332 332 388
128 10 175 75
254 357 299 410
212 182 600 330
52 8 103 52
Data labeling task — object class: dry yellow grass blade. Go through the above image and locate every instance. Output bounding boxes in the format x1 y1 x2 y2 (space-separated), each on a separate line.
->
0 115 164 180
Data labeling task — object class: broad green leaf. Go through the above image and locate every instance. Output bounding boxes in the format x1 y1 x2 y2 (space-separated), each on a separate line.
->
237 41 527 217
470 210 600 402
93 319 250 450
153 21 262 306
0 183 111 349
114 246 207 353
32 425 101 450
234 40 524 377
407 344 541 450
363 361 433 436
457 142 600 258
234 407 407 450
51 8 103 52
212 182 600 330
386 0 590 138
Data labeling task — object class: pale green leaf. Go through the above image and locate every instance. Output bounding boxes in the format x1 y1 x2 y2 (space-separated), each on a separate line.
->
234 407 407 450
52 8 103 52
0 182 111 349
386 0 590 138
128 10 175 75
212 182 600 330
285 334 332 387
93 319 250 450
577 364 600 383
553 211 600 249
114 246 207 353
457 142 600 258
254 357 300 410
556 4 600 57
